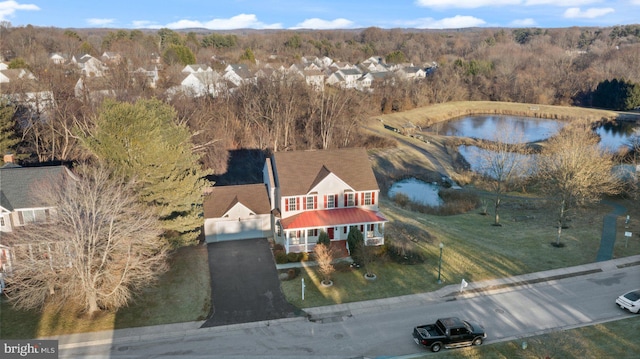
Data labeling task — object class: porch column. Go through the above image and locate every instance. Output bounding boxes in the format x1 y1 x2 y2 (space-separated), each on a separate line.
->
304 230 309 252
285 231 290 253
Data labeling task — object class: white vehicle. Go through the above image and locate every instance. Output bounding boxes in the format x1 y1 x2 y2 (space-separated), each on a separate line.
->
616 289 640 313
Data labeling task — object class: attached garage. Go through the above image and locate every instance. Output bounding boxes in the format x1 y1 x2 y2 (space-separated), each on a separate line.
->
203 184 272 243
205 215 271 242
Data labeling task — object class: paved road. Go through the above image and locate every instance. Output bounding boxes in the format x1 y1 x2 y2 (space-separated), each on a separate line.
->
56 256 640 359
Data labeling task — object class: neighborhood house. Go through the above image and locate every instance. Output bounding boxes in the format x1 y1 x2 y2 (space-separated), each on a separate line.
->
203 148 387 254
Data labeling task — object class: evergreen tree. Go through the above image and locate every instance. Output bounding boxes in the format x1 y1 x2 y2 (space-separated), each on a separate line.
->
82 98 211 246
317 230 330 247
347 226 364 265
0 101 19 162
592 78 640 111
162 44 196 66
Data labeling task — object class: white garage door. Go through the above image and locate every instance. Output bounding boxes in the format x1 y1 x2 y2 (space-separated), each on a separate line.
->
211 218 266 242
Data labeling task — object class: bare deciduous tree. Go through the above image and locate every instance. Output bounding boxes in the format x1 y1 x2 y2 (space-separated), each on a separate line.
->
313 243 335 285
536 124 621 246
4 164 169 316
473 125 532 226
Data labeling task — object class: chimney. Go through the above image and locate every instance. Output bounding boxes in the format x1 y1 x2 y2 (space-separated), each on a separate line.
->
3 153 14 164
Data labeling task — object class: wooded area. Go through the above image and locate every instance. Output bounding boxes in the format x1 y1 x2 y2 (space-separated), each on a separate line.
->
1 24 639 174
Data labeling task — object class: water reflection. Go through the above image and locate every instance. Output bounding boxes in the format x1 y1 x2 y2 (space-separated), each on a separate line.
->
430 116 639 169
458 145 537 176
388 178 443 207
429 115 564 143
596 122 640 152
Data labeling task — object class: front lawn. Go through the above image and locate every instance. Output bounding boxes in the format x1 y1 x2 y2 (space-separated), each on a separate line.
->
0 244 211 339
281 196 640 308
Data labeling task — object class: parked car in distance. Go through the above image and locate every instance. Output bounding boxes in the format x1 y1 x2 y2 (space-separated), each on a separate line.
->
412 317 486 352
616 289 640 313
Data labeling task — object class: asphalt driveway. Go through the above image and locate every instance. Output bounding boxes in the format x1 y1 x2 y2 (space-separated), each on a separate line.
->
201 238 299 327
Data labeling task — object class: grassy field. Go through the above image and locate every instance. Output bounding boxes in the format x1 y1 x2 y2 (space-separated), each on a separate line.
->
0 244 211 339
422 317 640 359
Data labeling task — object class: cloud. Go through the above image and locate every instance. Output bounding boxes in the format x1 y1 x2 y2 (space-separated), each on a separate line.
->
510 18 537 26
525 0 599 5
0 0 39 21
86 18 115 26
564 7 615 18
132 20 161 29
415 0 519 8
409 15 487 29
291 18 354 29
630 0 640 5
165 14 282 30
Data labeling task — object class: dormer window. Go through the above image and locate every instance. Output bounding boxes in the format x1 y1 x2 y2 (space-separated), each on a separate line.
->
345 193 355 207
327 194 335 208
364 192 372 205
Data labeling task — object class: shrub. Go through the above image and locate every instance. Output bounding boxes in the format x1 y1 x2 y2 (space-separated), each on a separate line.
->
384 242 426 264
393 192 410 207
286 252 302 262
273 243 285 251
274 250 288 264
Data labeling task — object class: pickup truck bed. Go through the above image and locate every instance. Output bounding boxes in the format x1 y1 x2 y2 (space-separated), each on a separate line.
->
415 324 441 338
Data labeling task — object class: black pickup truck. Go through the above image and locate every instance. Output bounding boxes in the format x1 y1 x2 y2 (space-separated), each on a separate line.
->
412 317 486 352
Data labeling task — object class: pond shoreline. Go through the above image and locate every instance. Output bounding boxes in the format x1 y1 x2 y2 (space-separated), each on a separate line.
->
375 101 629 130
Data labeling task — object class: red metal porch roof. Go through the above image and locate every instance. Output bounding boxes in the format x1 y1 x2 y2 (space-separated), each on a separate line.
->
280 207 387 230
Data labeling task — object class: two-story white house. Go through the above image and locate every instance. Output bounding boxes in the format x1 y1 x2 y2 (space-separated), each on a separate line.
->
265 148 386 254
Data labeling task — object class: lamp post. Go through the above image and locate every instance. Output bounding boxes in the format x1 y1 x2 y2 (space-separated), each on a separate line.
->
437 242 444 284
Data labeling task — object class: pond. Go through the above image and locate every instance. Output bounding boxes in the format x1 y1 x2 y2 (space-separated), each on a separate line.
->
388 178 443 207
596 121 640 152
429 115 639 151
429 115 564 143
458 145 537 175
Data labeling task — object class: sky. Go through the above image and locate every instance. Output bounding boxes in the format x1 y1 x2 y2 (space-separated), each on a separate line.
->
0 0 638 30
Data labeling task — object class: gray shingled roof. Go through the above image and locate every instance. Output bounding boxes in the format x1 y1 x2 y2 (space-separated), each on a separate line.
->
0 165 69 210
273 148 379 197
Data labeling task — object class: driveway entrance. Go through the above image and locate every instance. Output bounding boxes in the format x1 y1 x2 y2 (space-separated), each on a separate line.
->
201 238 299 327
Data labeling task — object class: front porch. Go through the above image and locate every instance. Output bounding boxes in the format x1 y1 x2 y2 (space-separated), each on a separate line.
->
281 224 384 254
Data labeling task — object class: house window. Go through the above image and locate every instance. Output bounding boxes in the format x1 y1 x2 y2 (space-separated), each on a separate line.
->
17 209 51 225
0 216 5 227
307 229 318 237
288 197 297 211
306 196 315 210
290 231 300 245
276 221 282 236
364 192 372 205
346 193 355 207
327 194 335 208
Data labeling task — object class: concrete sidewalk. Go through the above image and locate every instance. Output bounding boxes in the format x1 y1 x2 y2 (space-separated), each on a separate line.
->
48 254 640 350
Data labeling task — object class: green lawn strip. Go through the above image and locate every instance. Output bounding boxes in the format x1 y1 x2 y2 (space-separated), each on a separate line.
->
0 244 210 339
420 317 640 359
